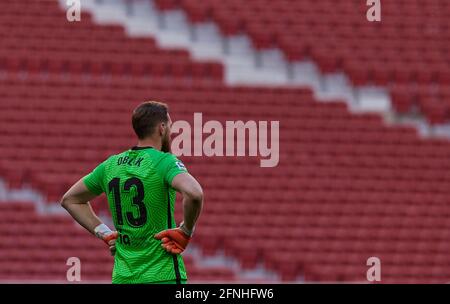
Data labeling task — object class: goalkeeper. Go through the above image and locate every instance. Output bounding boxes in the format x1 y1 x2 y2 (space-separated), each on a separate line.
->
61 101 203 284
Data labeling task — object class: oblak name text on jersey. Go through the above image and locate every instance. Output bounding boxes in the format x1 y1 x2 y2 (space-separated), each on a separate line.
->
117 156 144 167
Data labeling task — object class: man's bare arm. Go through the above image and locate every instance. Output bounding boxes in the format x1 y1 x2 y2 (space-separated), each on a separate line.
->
171 173 203 235
60 178 103 235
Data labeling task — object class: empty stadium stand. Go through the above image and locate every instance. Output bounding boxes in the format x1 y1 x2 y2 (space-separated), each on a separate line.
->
154 0 450 124
1 0 450 283
0 1 223 79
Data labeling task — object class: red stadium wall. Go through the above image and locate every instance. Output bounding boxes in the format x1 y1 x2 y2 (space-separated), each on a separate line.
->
0 0 450 283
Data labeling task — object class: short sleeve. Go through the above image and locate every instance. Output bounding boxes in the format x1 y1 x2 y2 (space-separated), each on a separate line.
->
162 154 188 186
83 162 106 195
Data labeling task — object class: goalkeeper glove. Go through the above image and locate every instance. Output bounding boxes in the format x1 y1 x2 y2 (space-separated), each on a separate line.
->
94 223 118 256
154 222 193 254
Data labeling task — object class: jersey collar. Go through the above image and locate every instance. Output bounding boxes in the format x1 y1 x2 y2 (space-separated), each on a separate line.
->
131 146 154 150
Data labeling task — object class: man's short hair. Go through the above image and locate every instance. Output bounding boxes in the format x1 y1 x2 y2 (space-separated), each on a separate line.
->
132 101 169 139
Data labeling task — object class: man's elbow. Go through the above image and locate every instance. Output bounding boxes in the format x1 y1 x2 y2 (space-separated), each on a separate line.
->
187 187 204 204
60 192 71 210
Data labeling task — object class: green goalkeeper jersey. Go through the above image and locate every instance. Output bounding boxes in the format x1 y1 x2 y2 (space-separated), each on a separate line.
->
83 146 188 284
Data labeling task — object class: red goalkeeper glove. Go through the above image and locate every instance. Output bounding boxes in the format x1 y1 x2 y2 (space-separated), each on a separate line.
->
154 223 193 254
94 223 118 256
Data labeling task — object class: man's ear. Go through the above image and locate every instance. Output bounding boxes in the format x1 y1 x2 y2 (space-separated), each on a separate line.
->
159 123 166 136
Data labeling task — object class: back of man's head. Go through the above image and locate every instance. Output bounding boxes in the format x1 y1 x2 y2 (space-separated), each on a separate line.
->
132 101 169 140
